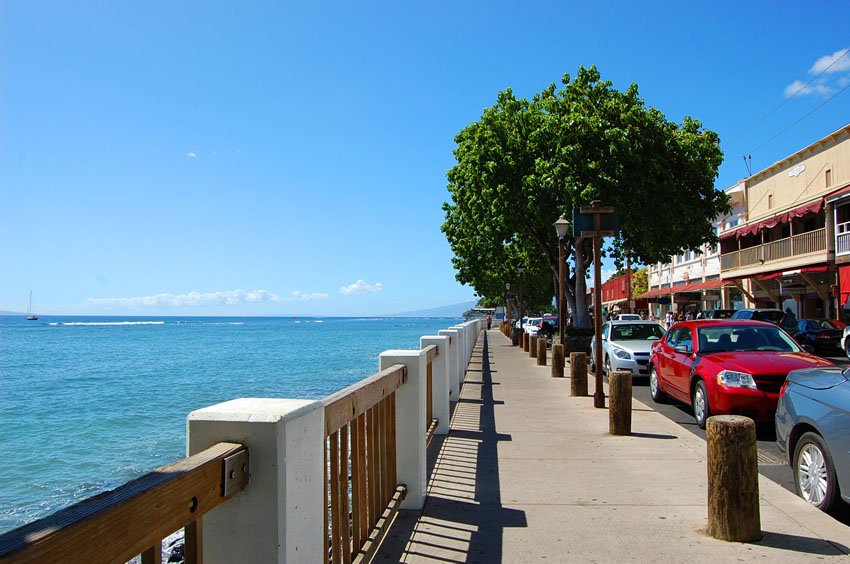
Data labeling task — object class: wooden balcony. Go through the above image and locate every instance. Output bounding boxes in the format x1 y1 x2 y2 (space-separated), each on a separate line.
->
720 228 826 271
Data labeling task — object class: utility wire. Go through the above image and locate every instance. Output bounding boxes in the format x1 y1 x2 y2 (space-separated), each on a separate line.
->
726 49 849 146
747 81 850 154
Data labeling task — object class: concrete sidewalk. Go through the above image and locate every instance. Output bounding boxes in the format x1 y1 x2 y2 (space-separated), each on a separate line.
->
378 328 850 562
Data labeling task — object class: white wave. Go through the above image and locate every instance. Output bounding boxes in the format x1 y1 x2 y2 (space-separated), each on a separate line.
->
56 321 166 327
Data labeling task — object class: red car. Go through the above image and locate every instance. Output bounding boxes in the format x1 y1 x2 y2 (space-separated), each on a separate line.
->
649 319 833 428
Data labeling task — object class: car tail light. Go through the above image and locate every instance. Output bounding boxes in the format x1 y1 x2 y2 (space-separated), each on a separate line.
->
779 379 790 397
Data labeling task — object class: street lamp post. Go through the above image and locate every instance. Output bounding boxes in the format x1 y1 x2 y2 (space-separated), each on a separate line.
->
555 216 570 346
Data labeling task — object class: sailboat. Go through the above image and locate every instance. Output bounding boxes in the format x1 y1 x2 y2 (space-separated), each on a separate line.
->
26 290 38 320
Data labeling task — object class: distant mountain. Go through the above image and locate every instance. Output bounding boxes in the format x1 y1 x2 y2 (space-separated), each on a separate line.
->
387 300 478 318
0 310 24 316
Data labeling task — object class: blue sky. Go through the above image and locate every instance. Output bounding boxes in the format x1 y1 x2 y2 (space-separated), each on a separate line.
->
2 1 849 316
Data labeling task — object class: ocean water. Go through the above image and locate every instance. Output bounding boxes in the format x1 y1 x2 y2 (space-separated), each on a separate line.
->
0 315 461 533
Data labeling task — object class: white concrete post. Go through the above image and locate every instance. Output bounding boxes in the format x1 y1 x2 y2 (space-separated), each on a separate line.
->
451 325 467 383
187 398 324 564
438 329 461 401
421 335 450 435
380 349 427 509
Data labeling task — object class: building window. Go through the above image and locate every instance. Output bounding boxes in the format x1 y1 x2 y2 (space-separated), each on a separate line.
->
727 217 738 229
768 194 773 209
826 169 833 187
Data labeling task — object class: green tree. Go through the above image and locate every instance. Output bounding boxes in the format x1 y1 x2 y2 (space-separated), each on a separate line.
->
632 267 648 299
442 66 728 327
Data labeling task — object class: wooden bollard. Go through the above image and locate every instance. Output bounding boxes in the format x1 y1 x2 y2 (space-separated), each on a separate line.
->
706 415 761 542
570 352 588 396
523 332 530 352
551 343 564 377
608 371 632 435
529 334 538 357
537 337 547 366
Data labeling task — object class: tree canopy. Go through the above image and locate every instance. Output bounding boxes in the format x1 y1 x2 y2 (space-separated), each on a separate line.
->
442 66 729 326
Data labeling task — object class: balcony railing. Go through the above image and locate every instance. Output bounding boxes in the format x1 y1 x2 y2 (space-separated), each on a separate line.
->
837 221 850 256
720 228 826 271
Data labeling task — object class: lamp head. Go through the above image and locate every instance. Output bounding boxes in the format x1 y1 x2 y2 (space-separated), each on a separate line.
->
554 215 570 239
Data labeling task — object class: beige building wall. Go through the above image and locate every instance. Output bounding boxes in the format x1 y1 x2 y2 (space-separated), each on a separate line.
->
747 126 850 221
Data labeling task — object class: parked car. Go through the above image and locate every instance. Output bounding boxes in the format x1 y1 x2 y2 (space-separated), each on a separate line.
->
842 325 850 358
614 314 641 321
776 365 850 512
702 309 737 319
590 320 666 378
794 319 842 354
523 317 543 336
829 319 847 331
731 308 784 324
648 319 833 428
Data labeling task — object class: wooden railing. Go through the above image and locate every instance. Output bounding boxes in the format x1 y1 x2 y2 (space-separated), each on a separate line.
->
323 364 408 563
720 228 827 271
424 344 438 444
0 442 248 563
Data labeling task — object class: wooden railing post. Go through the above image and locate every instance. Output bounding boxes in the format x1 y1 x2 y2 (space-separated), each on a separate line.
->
570 352 588 396
536 337 547 366
421 336 450 435
706 415 761 542
551 343 565 378
188 398 325 563
380 350 428 510
608 371 632 435
438 329 461 402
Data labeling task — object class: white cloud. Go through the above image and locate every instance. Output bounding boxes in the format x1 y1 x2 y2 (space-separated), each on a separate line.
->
185 151 197 158
340 279 383 295
88 289 282 307
785 48 850 99
784 79 835 98
289 290 329 301
810 48 850 74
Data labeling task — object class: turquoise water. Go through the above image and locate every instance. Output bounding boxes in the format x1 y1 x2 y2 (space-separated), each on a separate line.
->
0 315 460 533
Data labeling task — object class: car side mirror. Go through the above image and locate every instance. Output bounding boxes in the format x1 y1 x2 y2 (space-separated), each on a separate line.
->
674 345 690 354
801 344 815 354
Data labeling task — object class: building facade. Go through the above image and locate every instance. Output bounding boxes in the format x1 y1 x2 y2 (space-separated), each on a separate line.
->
640 124 850 320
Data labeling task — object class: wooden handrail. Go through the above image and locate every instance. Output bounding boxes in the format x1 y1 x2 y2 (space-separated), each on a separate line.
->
323 364 407 437
423 344 438 362
0 442 248 564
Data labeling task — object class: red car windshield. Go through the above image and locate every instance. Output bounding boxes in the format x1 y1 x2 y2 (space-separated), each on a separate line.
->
697 325 800 353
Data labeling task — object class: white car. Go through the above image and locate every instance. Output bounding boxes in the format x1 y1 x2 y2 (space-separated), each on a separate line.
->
590 320 666 377
523 317 543 336
614 314 641 321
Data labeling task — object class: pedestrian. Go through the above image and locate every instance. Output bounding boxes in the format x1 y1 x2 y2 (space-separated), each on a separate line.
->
780 307 797 335
486 315 492 330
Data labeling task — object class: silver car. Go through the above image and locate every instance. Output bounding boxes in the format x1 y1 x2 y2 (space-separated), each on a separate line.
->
590 320 666 377
776 366 850 512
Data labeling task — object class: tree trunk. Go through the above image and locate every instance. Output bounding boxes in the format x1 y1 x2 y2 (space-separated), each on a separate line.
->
706 415 761 542
573 237 590 328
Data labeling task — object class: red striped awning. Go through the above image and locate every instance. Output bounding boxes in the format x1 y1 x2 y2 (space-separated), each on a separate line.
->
637 279 727 300
720 199 824 240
